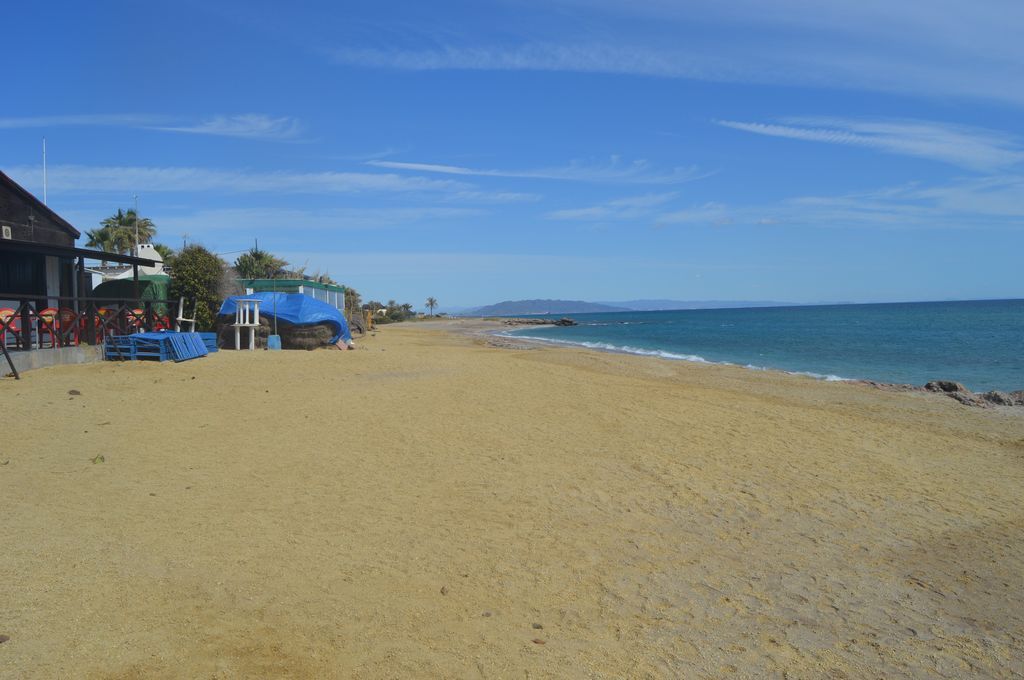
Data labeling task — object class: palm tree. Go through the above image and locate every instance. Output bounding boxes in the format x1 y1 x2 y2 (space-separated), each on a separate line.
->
151 243 175 263
234 247 288 279
84 227 118 265
426 297 438 316
101 209 156 252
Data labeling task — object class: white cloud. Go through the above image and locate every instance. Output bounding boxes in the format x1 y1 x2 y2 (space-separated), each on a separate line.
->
5 164 469 195
651 176 1024 231
656 202 732 227
328 1 1024 106
0 113 304 140
0 114 166 129
717 118 1024 171
369 157 706 185
546 191 678 220
154 207 484 234
150 114 304 140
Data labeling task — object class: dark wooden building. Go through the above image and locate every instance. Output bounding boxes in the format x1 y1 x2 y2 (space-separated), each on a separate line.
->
0 170 81 301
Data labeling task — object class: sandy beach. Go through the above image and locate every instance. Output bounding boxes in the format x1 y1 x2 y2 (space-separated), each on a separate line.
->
1 320 1022 678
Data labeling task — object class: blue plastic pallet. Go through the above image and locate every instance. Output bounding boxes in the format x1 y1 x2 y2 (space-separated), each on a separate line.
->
197 332 219 352
104 336 136 360
105 332 209 363
166 332 209 362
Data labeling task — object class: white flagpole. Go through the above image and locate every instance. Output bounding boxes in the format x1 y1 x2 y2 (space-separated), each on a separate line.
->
42 137 47 205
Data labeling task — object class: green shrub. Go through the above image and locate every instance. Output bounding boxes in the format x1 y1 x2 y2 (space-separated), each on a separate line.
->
169 245 227 331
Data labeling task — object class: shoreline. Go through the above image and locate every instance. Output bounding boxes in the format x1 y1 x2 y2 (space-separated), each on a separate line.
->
438 318 1024 411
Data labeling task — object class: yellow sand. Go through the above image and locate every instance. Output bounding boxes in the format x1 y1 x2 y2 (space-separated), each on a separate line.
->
1 321 1022 678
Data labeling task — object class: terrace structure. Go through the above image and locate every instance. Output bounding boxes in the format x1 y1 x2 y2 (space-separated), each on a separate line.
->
0 170 163 373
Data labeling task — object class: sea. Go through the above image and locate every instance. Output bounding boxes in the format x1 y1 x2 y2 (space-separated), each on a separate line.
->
502 299 1024 393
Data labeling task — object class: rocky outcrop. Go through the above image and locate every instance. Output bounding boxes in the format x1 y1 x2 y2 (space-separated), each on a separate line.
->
924 380 968 394
981 391 1024 406
857 379 1024 408
501 317 577 326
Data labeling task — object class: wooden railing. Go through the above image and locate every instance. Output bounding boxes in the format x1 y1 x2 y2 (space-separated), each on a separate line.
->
0 294 180 351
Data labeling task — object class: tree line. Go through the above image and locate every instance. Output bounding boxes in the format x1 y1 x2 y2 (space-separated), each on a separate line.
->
84 208 438 329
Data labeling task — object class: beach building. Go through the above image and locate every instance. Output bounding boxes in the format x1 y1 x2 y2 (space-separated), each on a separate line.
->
0 170 158 371
240 278 346 312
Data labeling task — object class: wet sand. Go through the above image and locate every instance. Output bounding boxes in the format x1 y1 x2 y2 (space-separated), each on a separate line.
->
1 320 1022 678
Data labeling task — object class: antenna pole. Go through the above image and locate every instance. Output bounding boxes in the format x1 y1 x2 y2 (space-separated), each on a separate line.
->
133 194 139 252
42 138 47 205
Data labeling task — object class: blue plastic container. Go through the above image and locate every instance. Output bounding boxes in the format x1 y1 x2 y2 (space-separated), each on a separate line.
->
267 335 282 351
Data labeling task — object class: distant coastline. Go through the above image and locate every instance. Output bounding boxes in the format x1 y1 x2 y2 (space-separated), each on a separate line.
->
457 296 1022 317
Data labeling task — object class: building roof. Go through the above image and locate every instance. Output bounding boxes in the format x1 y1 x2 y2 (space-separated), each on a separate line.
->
240 278 346 293
0 170 81 239
0 237 157 266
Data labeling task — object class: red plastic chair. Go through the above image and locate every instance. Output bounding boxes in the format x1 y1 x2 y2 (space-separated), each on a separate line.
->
0 308 18 348
130 308 146 333
59 308 80 346
37 308 59 348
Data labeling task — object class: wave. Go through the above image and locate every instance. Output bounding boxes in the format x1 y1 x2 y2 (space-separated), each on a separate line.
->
502 332 851 382
506 333 711 362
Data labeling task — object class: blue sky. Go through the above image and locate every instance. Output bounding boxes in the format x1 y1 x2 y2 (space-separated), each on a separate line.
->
3 0 1023 309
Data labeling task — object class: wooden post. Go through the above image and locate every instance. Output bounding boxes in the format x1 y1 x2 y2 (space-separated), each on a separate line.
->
1 340 18 379
20 301 32 350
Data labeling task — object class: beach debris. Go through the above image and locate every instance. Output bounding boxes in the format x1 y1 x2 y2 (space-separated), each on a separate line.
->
91 454 105 464
68 389 81 396
532 623 543 630
0 634 9 643
1 460 9 466
482 611 492 617
532 638 546 645
440 586 449 595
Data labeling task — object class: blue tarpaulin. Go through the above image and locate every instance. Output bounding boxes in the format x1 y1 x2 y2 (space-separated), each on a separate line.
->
218 292 351 344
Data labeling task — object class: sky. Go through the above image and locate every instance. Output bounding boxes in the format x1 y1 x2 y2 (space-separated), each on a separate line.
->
3 0 1023 309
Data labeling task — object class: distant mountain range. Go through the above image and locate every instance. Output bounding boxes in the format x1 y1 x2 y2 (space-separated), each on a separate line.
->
598 299 801 311
465 299 803 316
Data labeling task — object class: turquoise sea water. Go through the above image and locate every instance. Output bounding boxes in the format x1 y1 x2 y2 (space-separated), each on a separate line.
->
504 299 1024 393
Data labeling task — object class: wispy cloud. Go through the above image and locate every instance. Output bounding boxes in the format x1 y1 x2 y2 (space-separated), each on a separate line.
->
150 114 304 140
155 206 484 234
369 157 706 185
331 44 716 79
326 1 1024 106
0 114 166 129
0 113 304 141
5 163 538 205
717 118 1024 171
656 203 732 228
5 164 467 195
650 175 1024 231
546 192 678 220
